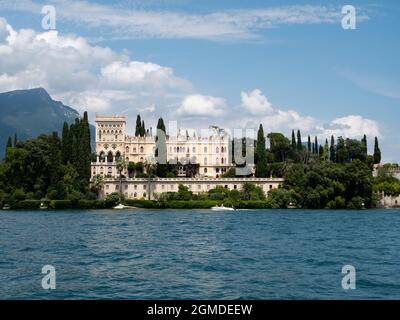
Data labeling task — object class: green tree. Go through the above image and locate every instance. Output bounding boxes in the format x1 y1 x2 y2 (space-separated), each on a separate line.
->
5 136 12 155
361 134 367 154
324 138 329 161
61 121 71 164
336 137 346 163
330 135 336 162
373 136 381 164
291 130 296 149
135 114 142 137
307 135 311 152
255 124 268 177
296 130 302 150
116 157 127 200
140 120 146 137
267 132 291 162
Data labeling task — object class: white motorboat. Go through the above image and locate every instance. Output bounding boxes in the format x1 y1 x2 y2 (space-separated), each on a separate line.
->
211 205 235 211
113 204 136 210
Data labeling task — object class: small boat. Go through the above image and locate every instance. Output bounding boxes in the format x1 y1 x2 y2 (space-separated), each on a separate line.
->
211 205 235 211
113 204 136 210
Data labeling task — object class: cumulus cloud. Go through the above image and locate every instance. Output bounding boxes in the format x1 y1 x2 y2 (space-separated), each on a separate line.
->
0 17 10 42
241 89 273 115
323 115 380 138
100 61 190 90
0 18 192 122
177 94 226 117
238 89 380 139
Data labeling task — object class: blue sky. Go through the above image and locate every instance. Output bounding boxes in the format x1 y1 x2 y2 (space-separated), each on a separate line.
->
0 0 399 161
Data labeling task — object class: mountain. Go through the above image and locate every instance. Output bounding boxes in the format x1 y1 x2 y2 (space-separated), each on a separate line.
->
0 88 94 156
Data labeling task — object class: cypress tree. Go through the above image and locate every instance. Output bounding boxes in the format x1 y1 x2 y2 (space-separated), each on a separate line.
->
319 145 324 158
324 138 329 160
307 135 311 152
361 134 367 154
296 130 302 150
5 136 12 156
255 124 268 177
291 130 296 149
314 136 318 155
6 136 12 149
373 136 381 164
140 120 146 137
330 135 336 162
155 117 167 163
48 131 62 187
135 115 141 137
80 112 92 183
157 117 166 133
61 122 70 164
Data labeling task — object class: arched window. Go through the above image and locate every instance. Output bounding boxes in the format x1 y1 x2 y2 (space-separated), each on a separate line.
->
115 151 121 161
192 147 196 153
216 147 219 153
133 147 137 153
107 167 112 174
204 157 208 165
204 168 208 173
221 146 224 153
140 146 144 153
107 151 113 163
99 151 105 162
216 157 219 164
204 146 207 153
221 157 224 164
126 146 129 153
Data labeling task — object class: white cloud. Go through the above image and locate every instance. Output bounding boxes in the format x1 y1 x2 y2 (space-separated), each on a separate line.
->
0 17 10 42
100 61 190 90
323 115 380 138
177 94 226 117
0 1 370 41
241 89 273 115
0 18 192 122
238 89 380 140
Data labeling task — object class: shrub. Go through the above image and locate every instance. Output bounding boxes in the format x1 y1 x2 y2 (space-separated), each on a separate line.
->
326 196 346 209
105 192 122 207
49 200 72 209
347 196 365 209
68 191 85 206
11 188 26 202
236 200 274 209
165 200 219 209
77 200 106 209
11 200 41 210
124 199 159 208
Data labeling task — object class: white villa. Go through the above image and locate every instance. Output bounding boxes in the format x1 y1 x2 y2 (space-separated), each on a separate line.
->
91 115 283 199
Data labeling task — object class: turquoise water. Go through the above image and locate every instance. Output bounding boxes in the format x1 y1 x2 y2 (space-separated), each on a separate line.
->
1 209 400 299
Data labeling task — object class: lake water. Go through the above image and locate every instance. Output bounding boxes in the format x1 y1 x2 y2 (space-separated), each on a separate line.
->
1 208 400 299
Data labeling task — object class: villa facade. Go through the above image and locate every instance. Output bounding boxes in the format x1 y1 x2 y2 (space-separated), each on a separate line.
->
91 115 282 199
